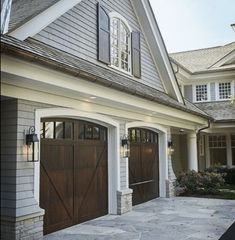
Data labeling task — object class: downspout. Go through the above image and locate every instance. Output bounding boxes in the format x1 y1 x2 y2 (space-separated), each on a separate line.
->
196 119 211 170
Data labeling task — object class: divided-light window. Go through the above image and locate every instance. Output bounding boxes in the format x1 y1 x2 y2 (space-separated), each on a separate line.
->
97 4 141 78
195 84 208 102
111 17 130 73
218 82 231 100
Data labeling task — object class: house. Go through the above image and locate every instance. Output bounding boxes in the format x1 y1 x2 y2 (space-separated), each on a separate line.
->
1 0 210 239
170 41 235 173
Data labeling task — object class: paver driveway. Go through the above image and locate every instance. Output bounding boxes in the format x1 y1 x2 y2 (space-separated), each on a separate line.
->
44 197 235 240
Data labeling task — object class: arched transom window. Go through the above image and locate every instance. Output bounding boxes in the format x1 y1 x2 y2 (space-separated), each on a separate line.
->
110 15 131 73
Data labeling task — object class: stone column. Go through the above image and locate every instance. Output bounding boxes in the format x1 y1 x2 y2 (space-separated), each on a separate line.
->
187 132 198 171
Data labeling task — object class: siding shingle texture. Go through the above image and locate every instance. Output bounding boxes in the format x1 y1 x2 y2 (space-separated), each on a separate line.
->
9 0 60 32
195 101 235 122
170 42 235 73
1 35 210 119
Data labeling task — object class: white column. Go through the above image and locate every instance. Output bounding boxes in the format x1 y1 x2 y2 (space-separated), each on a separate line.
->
227 133 232 167
187 132 198 171
167 129 176 180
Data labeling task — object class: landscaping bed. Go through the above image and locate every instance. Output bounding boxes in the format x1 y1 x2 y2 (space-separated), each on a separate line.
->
176 168 235 200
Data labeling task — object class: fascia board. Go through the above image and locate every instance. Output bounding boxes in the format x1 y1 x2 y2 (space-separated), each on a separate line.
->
9 0 82 40
1 54 208 125
209 50 235 68
130 0 184 104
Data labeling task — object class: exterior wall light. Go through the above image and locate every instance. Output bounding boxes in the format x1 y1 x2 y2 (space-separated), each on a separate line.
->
168 140 174 156
120 135 130 158
26 126 39 162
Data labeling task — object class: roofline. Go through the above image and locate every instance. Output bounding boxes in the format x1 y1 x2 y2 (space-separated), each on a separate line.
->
170 41 235 55
208 49 235 69
8 0 82 40
1 35 210 120
131 0 184 104
214 119 235 123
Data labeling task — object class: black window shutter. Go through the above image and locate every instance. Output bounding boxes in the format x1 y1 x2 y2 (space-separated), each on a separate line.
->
97 3 110 65
131 31 141 78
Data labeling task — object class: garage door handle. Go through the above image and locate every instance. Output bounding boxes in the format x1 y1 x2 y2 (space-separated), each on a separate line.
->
130 179 155 186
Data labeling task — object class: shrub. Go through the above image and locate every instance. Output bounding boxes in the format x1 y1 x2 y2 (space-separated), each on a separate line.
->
177 170 225 194
206 167 235 185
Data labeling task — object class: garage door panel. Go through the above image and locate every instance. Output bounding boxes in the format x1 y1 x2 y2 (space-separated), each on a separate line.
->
129 128 159 205
40 119 108 235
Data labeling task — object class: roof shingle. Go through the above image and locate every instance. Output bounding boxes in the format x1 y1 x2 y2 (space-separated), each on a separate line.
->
170 42 235 73
1 34 210 119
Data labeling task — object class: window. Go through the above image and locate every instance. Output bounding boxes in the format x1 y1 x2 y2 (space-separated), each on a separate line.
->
209 135 227 166
218 82 231 100
97 4 141 77
110 16 131 73
195 84 208 102
41 121 73 139
128 128 158 143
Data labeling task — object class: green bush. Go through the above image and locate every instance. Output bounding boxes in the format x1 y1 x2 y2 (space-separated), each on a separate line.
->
177 170 225 194
205 167 235 185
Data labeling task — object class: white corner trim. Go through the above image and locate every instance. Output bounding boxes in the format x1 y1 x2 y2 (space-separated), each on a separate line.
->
9 0 82 40
130 0 184 104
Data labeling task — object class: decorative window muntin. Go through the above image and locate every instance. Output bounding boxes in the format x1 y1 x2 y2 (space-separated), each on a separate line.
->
218 82 231 100
110 16 131 73
209 135 226 148
195 84 208 102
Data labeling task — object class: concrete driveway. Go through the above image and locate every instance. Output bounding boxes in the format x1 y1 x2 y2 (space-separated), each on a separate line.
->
44 197 235 240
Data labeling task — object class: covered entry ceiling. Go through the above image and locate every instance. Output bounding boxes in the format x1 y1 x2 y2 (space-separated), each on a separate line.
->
129 128 159 205
40 119 108 234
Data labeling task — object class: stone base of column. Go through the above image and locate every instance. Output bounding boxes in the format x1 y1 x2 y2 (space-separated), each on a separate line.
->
117 189 133 215
165 179 176 198
1 211 44 240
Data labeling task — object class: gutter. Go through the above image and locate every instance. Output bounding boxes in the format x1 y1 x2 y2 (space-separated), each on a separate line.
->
196 119 211 170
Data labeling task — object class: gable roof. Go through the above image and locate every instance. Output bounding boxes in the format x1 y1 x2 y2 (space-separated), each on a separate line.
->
5 0 184 104
9 0 60 32
170 42 235 73
1 34 210 119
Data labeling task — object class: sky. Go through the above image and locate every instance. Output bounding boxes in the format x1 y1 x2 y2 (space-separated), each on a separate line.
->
149 0 235 53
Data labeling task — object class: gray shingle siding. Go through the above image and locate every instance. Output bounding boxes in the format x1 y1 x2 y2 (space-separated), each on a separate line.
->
210 82 216 101
1 98 53 218
184 85 193 102
1 99 17 217
33 0 164 92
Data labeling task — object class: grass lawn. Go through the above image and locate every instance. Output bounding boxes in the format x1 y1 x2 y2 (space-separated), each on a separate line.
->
179 184 235 200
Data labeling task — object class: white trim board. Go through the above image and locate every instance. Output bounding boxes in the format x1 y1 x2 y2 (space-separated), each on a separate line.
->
9 0 82 40
34 108 120 215
131 0 184 103
125 121 168 197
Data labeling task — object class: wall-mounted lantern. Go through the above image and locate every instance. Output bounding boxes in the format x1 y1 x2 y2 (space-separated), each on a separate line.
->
168 140 174 156
120 135 130 158
26 126 39 162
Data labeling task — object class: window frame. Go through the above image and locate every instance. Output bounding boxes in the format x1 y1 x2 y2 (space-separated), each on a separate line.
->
193 83 210 103
109 12 132 75
208 134 227 166
215 81 234 101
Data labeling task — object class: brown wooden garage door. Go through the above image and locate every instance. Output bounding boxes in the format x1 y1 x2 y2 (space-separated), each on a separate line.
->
128 128 159 205
40 119 108 234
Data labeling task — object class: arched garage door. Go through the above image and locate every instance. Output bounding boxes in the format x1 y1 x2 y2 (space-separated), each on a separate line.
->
129 128 159 205
40 119 108 234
